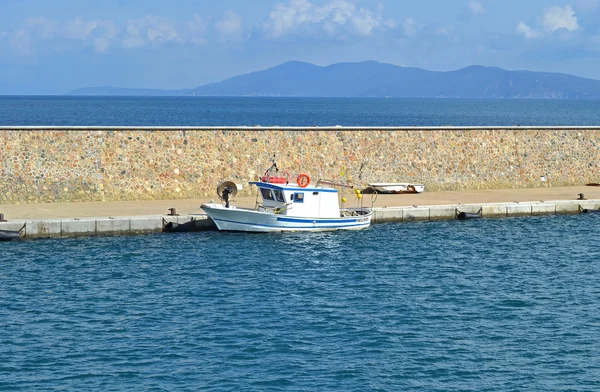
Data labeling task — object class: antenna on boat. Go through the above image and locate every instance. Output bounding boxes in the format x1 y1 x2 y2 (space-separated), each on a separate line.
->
262 154 279 183
269 154 278 173
358 160 366 181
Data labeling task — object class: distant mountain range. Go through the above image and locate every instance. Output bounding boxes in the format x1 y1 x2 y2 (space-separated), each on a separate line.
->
67 61 600 99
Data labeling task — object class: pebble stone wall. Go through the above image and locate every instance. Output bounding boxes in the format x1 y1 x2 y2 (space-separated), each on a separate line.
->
1 128 598 204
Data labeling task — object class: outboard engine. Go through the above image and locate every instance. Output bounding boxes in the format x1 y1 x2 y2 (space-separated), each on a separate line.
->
217 181 238 208
222 186 232 208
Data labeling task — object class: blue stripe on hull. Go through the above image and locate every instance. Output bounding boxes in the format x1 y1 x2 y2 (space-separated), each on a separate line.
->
212 217 370 230
276 217 358 224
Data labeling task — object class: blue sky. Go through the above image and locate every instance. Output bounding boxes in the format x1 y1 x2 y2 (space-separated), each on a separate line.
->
1 0 600 94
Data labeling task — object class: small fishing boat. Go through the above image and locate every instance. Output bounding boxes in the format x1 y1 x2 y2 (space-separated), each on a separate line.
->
201 163 372 232
367 182 425 194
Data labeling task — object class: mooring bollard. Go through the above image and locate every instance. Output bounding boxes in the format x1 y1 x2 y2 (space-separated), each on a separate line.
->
168 208 178 216
0 213 6 222
577 193 586 200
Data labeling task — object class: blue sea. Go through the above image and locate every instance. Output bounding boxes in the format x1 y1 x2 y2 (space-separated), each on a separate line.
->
1 96 600 126
2 215 600 391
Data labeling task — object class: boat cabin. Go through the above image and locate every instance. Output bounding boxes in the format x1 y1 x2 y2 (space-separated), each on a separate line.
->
249 181 341 218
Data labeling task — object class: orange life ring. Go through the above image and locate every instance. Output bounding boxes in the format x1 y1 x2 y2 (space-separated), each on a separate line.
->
297 174 310 188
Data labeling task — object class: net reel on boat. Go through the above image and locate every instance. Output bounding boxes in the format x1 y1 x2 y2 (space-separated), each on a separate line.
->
217 181 238 208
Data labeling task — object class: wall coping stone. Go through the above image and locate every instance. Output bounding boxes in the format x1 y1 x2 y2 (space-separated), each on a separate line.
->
2 126 600 131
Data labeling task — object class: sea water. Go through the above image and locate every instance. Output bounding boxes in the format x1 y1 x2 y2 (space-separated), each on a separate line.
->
2 96 600 126
2 214 600 391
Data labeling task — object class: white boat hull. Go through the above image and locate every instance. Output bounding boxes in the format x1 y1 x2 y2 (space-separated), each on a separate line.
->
201 203 372 232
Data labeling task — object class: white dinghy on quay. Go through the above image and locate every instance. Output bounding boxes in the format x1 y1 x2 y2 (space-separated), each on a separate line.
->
201 163 372 232
367 183 425 194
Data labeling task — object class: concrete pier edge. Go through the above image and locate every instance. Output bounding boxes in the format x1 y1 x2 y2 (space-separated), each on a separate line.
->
1 199 598 239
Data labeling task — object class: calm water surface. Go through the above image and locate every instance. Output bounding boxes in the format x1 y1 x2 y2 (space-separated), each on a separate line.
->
1 96 600 126
2 214 600 391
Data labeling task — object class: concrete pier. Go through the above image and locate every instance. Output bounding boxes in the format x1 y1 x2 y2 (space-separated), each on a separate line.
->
0 215 216 239
1 187 598 239
373 199 599 223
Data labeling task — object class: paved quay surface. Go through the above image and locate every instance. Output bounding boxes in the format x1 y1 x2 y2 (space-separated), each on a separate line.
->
1 186 599 220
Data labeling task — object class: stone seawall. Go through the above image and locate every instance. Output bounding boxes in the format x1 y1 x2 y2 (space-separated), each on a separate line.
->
1 127 598 204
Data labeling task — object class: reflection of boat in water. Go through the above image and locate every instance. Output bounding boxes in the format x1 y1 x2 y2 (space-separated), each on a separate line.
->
366 183 425 194
201 162 372 232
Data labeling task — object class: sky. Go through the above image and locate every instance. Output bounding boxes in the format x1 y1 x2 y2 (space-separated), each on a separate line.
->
1 0 600 94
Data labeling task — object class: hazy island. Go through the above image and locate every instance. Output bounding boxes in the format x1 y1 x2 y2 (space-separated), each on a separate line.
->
68 60 600 99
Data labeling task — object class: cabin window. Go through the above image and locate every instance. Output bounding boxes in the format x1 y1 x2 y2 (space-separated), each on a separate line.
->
261 188 274 200
273 190 285 202
293 192 304 203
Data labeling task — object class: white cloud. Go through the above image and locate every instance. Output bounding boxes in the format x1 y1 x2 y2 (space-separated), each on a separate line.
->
3 16 119 54
435 26 453 36
122 16 180 48
542 5 579 32
93 36 112 53
468 1 486 15
262 0 394 39
216 11 243 41
403 17 421 37
5 17 60 55
64 17 118 53
65 17 101 40
25 17 59 39
8 28 35 55
1 2 394 56
121 24 145 48
2 14 212 55
516 5 579 40
516 21 542 39
186 15 209 45
433 25 460 43
350 8 382 36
